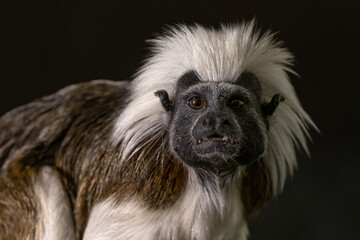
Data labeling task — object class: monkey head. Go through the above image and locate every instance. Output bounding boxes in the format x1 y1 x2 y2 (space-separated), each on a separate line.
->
155 71 283 175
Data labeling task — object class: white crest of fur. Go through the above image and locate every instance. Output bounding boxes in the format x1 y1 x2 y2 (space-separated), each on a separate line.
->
113 21 316 192
34 166 75 240
84 170 247 240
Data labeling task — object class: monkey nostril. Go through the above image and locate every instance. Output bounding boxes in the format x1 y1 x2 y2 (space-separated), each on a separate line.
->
202 118 210 125
223 119 230 125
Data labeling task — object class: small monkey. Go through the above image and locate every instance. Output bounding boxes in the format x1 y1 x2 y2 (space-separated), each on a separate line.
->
0 22 316 240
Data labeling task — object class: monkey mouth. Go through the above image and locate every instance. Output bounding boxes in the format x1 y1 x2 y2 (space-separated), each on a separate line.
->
196 133 234 145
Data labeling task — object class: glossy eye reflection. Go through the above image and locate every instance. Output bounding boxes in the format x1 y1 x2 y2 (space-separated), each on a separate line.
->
229 99 245 109
189 97 205 110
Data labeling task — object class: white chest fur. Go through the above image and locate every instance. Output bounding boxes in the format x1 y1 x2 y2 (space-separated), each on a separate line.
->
83 171 248 240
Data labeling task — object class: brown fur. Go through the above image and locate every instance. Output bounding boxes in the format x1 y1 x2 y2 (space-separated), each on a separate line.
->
240 158 273 219
107 138 188 209
0 81 189 238
0 167 38 240
0 80 273 239
67 137 188 238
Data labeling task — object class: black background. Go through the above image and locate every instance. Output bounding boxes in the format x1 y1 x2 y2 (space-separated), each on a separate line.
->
1 1 359 239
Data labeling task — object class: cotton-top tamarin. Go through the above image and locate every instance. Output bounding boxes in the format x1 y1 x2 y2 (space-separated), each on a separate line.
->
0 22 316 240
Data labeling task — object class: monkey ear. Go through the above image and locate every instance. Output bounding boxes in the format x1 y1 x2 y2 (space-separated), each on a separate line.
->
261 94 284 119
154 90 174 112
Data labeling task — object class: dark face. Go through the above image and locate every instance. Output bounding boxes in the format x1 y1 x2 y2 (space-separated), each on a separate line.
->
155 71 282 175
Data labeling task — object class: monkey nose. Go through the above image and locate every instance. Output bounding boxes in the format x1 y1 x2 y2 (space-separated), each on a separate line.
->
202 118 212 126
202 116 230 127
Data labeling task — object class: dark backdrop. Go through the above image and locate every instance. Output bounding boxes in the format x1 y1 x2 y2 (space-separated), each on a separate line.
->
1 1 359 239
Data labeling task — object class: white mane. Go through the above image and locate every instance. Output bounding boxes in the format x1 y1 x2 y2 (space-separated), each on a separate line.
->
113 21 316 193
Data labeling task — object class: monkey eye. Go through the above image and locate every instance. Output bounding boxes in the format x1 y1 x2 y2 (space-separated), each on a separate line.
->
229 99 245 109
189 97 205 110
